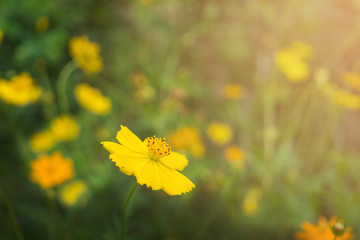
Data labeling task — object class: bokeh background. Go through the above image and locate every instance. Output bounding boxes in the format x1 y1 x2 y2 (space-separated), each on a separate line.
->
1 0 360 239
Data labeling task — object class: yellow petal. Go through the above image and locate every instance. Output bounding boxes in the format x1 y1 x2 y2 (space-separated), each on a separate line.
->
109 145 149 175
134 161 162 190
101 141 123 154
116 125 148 154
157 163 195 196
159 151 188 171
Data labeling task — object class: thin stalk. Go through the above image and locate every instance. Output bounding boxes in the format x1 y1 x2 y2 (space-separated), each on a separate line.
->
0 184 24 240
47 191 56 240
121 182 138 240
57 61 77 114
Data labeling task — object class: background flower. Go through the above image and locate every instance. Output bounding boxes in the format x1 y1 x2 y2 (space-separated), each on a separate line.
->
74 83 111 115
69 35 103 75
0 72 41 106
50 115 80 141
29 151 75 189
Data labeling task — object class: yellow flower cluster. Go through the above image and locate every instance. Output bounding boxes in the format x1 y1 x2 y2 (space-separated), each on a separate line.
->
222 84 245 99
74 83 111 115
69 35 103 75
59 180 88 207
242 187 262 216
30 115 80 152
206 122 233 146
0 72 42 106
168 126 205 158
102 125 195 196
332 90 360 110
317 72 360 110
275 42 314 82
295 216 354 240
30 151 75 189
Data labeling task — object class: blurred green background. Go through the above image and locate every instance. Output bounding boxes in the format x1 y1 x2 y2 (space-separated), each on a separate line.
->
1 0 360 239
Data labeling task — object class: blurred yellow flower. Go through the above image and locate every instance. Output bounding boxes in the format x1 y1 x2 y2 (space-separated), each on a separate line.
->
50 115 80 141
295 216 354 240
344 72 360 91
290 42 314 60
132 72 155 102
0 72 42 106
332 90 360 110
168 126 205 158
222 84 245 99
0 29 3 44
275 42 313 82
36 16 50 32
30 130 55 152
69 35 103 75
242 187 262 216
59 180 88 207
207 122 233 146
318 81 360 110
74 83 111 115
30 151 75 189
102 125 195 196
225 146 244 163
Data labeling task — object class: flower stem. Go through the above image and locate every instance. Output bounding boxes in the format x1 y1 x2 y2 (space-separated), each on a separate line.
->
0 184 24 240
121 182 138 240
57 60 77 114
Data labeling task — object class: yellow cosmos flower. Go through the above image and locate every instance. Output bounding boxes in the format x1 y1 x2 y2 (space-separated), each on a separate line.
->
206 122 233 146
36 16 50 32
69 35 103 75
0 72 42 106
222 84 245 99
59 180 88 207
344 72 360 91
30 151 75 189
242 187 262 216
101 125 195 196
50 115 80 141
225 146 245 163
74 83 111 115
30 130 55 152
275 42 313 82
0 29 3 44
168 126 205 158
295 217 354 240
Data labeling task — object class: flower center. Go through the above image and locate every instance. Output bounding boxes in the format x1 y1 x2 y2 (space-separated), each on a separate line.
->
145 136 171 160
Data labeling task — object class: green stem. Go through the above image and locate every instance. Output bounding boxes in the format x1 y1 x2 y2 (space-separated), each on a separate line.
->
47 191 56 240
57 61 77 114
121 182 138 240
0 184 24 240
